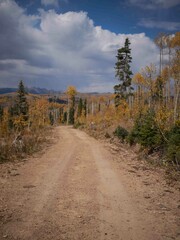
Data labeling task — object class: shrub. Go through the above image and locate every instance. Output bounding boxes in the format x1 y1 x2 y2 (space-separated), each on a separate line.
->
0 128 51 163
166 123 180 165
113 126 129 142
128 110 164 152
127 117 142 145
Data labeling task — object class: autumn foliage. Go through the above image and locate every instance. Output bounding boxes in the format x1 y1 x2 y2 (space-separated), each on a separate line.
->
73 32 180 167
0 81 63 162
0 32 179 168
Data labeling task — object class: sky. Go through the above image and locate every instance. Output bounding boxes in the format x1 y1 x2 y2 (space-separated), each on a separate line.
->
0 0 179 92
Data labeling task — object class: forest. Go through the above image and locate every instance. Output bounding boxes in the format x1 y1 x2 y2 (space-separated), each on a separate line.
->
0 32 179 170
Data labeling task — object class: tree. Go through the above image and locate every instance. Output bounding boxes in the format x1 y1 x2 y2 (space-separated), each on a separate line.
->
133 72 145 107
16 80 29 122
6 81 29 131
171 50 180 123
154 75 164 103
169 32 180 123
161 66 170 105
77 98 83 117
83 99 87 117
164 34 173 104
66 86 77 125
154 33 166 75
141 63 157 108
114 38 133 107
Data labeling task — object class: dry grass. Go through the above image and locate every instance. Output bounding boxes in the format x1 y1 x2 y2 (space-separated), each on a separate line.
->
0 127 54 163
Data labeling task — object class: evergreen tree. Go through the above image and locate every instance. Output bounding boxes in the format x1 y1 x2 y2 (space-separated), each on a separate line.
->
69 107 75 124
8 81 29 131
114 38 133 107
83 99 87 117
16 80 29 122
77 98 83 117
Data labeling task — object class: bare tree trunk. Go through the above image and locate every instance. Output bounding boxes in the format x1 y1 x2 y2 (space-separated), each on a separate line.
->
160 48 162 75
91 102 94 115
86 103 89 118
67 97 69 125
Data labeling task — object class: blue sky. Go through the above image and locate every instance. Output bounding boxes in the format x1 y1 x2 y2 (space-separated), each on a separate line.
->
16 0 180 37
0 0 179 92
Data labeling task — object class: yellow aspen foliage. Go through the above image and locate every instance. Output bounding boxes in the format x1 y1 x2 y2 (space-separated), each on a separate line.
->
155 107 173 132
104 105 115 125
161 67 169 84
141 64 156 90
171 50 180 122
0 108 9 137
116 99 130 119
29 98 49 128
133 72 145 85
171 32 180 48
171 50 180 80
66 86 77 99
13 114 28 131
133 72 146 106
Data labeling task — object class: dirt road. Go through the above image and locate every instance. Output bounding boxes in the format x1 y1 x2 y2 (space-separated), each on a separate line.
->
0 126 179 240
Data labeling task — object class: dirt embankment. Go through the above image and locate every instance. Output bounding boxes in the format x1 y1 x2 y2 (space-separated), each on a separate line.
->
0 126 179 240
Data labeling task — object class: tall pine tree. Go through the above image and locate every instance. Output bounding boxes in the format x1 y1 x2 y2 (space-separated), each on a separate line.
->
114 38 133 107
16 80 29 122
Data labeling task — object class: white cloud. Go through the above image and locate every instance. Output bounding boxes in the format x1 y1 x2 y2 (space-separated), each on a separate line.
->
0 0 159 92
139 19 180 31
128 0 180 9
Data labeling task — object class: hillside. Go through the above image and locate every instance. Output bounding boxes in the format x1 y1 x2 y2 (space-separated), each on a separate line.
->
0 87 62 95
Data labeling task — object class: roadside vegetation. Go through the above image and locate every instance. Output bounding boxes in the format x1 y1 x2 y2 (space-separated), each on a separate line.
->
72 32 180 170
0 81 63 162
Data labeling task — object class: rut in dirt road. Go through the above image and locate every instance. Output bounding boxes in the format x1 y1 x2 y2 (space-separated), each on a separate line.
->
0 126 179 240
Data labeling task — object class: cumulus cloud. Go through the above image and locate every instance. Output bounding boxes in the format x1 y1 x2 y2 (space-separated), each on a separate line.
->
0 0 159 92
138 19 180 31
127 0 180 9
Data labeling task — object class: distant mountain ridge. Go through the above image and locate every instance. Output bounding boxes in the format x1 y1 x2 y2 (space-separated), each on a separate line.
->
0 87 61 95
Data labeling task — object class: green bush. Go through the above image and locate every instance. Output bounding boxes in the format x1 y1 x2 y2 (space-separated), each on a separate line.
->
128 110 164 151
127 117 142 145
166 123 180 165
113 126 129 142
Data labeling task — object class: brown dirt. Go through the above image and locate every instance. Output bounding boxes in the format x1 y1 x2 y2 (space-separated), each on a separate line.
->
0 126 179 240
